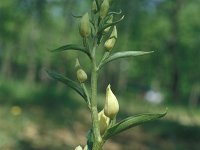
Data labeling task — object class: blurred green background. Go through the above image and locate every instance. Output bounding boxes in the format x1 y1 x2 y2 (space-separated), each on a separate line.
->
0 0 200 150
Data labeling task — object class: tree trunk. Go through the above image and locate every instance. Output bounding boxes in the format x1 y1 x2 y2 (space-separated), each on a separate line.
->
1 46 12 78
167 0 183 101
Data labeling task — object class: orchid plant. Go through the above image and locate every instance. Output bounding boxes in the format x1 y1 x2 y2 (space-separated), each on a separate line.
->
47 0 166 149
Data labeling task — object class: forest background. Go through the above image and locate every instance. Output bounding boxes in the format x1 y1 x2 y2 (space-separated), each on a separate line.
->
0 0 200 150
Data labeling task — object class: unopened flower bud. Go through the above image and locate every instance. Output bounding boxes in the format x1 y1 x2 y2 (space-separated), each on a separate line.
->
104 84 119 119
75 145 83 150
98 109 110 134
92 0 97 12
77 69 87 83
111 25 117 38
83 145 88 150
79 13 91 37
104 26 117 51
104 38 116 51
100 0 109 19
104 15 113 33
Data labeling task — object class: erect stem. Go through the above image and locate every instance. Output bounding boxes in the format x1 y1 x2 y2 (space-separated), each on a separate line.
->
91 57 102 150
89 5 104 149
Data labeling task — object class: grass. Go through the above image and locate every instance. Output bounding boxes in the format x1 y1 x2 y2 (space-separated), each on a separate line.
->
0 79 200 150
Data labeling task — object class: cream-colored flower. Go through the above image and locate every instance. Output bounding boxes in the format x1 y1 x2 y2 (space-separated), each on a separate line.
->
104 15 113 33
79 13 91 37
111 26 117 38
92 0 97 12
104 26 117 51
104 84 119 119
75 145 83 150
104 38 116 51
98 109 110 134
77 69 87 83
100 0 110 19
83 145 88 150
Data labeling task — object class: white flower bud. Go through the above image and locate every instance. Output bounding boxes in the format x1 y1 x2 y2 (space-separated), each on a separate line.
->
100 0 110 19
98 109 110 134
111 26 117 38
104 26 117 51
104 38 116 51
77 69 87 83
83 145 88 150
79 13 91 37
104 15 113 33
92 0 97 12
75 145 83 150
104 84 119 119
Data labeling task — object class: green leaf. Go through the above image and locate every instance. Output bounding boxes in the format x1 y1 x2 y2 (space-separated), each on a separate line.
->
108 9 122 15
50 44 91 58
86 129 94 150
103 111 167 140
95 0 100 10
46 70 87 100
71 13 82 18
99 51 153 69
98 15 124 33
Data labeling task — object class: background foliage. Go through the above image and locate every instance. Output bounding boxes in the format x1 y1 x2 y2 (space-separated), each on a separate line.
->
0 0 200 150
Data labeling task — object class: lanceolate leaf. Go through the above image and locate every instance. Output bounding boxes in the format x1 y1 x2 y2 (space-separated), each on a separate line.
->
103 111 167 140
95 0 100 10
99 51 153 69
71 12 82 18
98 15 125 33
47 70 87 100
50 44 91 58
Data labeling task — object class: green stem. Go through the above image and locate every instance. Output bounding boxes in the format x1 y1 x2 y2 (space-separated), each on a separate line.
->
97 51 110 70
91 58 102 150
89 6 104 149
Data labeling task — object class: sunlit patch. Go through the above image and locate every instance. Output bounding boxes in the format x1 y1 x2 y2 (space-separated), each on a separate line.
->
10 106 22 116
